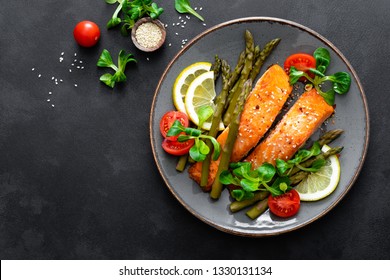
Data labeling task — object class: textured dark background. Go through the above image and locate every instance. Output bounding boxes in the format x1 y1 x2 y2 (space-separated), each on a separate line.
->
1 0 389 259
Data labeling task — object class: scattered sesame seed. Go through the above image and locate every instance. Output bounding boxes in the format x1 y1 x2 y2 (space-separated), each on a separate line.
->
32 68 35 71
77 66 80 69
176 23 180 26
49 91 52 95
52 104 55 107
194 7 198 10
47 99 50 102
74 59 77 62
172 23 175 26
52 77 55 80
79 61 83 63
175 32 179 35
61 52 64 55
71 63 74 66
38 74 41 78
181 25 185 28
74 53 77 56
203 23 207 26
60 79 63 82
169 43 172 46
146 57 150 61
74 84 78 87
200 7 203 10
81 66 84 69
179 16 181 19
69 69 72 72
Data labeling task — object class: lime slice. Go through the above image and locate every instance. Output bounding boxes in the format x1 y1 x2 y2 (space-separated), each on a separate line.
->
295 144 341 201
184 71 225 131
172 62 212 113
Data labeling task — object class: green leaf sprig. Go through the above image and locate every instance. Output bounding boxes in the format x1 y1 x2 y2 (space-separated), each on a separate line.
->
275 141 325 176
97 49 137 88
289 47 351 105
167 120 220 162
106 0 164 35
219 162 292 201
174 0 204 21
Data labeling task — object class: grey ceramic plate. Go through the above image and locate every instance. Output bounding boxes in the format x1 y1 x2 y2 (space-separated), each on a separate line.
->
149 17 369 237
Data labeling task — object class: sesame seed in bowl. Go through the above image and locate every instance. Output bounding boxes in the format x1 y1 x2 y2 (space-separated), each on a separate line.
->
131 17 166 52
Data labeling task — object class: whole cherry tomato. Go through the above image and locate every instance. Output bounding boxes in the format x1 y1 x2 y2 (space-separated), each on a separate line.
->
73 21 101 47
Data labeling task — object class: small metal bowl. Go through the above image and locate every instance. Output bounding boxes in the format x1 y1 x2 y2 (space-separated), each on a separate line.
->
131 17 166 52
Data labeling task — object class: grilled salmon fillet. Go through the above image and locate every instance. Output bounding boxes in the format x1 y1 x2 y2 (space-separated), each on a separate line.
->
188 64 292 190
245 88 334 168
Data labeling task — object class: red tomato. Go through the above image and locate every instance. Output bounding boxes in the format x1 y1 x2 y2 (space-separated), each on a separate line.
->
284 53 316 80
159 111 189 141
73 21 101 47
268 189 300 218
161 138 194 156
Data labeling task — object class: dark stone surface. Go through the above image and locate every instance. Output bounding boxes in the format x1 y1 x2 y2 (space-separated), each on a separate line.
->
0 0 389 259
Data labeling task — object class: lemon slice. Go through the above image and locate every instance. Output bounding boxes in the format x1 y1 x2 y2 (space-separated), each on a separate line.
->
172 62 212 113
295 144 341 201
184 71 225 131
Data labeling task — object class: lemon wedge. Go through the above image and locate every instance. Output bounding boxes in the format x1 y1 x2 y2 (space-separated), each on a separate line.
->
172 62 212 113
184 71 225 131
295 144 341 201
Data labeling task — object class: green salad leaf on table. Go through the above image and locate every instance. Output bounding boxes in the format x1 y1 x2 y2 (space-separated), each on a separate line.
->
97 49 137 88
174 0 205 21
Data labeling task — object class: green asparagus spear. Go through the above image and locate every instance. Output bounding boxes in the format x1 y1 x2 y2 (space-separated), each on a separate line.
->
225 51 246 107
253 45 261 60
228 51 246 90
210 79 252 199
211 55 222 82
223 30 255 126
289 171 309 185
230 191 269 213
289 146 344 178
200 60 231 188
318 129 344 146
227 47 258 102
176 154 188 172
246 198 268 220
249 38 281 82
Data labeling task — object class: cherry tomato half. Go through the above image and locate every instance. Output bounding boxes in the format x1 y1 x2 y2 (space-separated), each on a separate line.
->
268 189 300 218
73 21 101 47
161 138 194 156
159 111 189 141
284 53 316 81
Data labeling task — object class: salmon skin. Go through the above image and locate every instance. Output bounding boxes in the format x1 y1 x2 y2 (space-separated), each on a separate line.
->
188 64 292 191
245 88 334 168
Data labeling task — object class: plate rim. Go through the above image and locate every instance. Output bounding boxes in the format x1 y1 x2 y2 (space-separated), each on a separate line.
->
149 16 370 237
